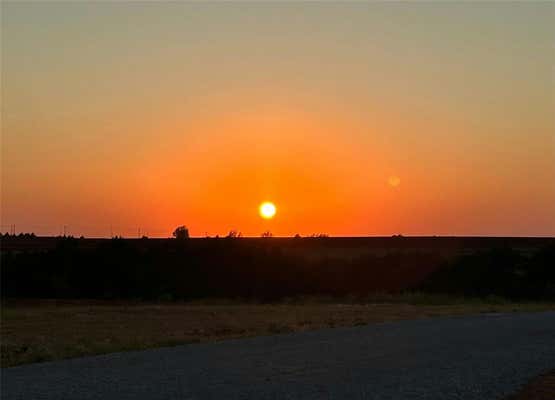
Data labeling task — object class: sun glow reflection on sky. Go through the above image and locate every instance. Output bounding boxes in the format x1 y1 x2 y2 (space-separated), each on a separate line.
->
1 2 554 237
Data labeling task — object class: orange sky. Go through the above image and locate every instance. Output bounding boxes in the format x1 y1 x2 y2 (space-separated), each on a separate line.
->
2 3 554 237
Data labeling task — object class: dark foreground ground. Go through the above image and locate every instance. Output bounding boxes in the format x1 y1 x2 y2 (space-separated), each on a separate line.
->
3 312 554 400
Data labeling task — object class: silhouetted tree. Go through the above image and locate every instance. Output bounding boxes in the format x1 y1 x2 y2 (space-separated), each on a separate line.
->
261 231 273 238
172 226 189 240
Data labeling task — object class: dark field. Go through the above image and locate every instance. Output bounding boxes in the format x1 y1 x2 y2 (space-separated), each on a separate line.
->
2 236 554 367
2 236 554 301
2 235 552 256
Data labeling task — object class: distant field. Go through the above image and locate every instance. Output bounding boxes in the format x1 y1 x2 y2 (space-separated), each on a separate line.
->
3 236 554 301
2 236 554 368
2 297 554 367
2 235 552 256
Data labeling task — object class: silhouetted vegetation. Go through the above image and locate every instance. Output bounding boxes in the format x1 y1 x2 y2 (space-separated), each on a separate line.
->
1 237 553 301
420 246 555 300
2 232 36 238
172 226 189 240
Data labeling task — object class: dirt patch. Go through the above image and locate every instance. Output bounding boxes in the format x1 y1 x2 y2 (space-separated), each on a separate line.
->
504 370 555 400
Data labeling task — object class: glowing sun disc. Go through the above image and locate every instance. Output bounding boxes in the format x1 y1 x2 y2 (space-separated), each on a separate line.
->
259 202 276 219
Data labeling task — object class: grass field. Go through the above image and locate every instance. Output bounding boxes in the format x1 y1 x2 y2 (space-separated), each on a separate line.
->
2 296 554 368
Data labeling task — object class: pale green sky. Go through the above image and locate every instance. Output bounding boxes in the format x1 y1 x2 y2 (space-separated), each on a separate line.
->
2 2 554 237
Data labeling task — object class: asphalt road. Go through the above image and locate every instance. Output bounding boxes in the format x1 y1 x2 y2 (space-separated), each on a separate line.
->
2 312 554 400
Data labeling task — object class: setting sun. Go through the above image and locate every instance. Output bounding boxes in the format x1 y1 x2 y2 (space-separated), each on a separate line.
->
259 202 277 219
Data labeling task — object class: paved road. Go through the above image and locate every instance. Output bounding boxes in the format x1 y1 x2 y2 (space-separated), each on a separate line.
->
2 312 554 400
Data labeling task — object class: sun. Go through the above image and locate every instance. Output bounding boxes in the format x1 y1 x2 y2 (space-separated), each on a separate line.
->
259 201 276 219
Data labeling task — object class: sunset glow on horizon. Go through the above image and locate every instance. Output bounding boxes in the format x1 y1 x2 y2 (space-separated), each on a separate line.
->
2 2 554 238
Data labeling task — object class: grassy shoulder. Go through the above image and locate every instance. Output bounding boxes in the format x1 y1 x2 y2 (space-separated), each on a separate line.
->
2 295 554 368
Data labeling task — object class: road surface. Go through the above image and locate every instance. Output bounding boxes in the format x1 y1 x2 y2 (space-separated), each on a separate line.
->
2 312 554 399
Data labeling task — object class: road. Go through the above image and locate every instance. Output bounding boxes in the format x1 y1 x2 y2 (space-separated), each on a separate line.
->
2 312 554 399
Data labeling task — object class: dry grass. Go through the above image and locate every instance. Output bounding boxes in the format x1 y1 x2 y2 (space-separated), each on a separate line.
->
2 298 554 368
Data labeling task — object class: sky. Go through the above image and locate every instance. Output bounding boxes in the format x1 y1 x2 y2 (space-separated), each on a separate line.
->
2 2 554 238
